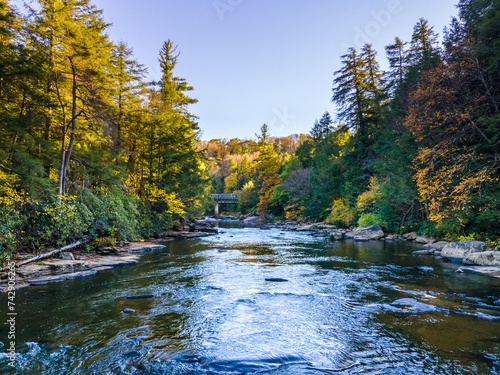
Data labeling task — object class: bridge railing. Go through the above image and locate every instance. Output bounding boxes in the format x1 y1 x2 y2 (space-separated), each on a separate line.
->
212 194 239 203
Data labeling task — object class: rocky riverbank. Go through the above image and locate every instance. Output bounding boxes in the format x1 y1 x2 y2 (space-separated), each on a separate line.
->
0 226 219 292
266 220 500 279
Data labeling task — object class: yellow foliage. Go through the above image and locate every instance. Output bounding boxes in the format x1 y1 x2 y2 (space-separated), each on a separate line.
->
356 177 381 214
144 184 185 216
326 198 356 226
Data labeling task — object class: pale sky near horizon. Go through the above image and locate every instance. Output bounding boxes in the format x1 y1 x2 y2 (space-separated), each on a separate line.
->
90 0 459 141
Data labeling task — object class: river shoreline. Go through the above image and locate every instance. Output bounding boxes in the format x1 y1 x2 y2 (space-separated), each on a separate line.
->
0 229 218 292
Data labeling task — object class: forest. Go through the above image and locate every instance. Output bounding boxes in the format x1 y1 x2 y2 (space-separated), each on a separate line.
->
0 0 499 263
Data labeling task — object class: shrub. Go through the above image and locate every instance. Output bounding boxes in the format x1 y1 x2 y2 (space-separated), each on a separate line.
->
357 213 385 228
326 199 356 227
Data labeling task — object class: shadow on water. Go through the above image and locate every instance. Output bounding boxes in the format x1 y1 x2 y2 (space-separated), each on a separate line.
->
0 223 499 374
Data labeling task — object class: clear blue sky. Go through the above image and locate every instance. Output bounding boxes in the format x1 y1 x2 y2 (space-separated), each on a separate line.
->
91 0 459 140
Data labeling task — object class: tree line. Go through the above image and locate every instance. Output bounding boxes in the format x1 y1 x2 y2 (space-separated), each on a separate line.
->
1 0 498 262
0 0 209 260
204 0 499 242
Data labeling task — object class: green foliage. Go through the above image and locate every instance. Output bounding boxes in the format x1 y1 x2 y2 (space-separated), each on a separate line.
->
358 213 385 228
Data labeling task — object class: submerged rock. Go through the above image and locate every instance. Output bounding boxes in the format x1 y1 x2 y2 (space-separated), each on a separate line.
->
123 308 136 314
390 298 438 313
125 294 155 299
265 278 289 282
441 241 488 262
457 266 500 278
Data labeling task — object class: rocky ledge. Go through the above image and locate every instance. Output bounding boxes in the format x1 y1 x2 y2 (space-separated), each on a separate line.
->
1 243 166 291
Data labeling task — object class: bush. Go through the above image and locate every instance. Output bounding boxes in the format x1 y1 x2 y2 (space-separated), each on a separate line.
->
326 199 356 227
357 213 385 228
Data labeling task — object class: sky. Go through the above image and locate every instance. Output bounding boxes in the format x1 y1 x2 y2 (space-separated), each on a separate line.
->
90 0 459 141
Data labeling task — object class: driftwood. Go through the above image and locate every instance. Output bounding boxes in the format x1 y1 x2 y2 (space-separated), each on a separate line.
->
0 240 85 273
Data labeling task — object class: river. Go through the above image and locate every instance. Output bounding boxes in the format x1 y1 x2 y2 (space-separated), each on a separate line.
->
1 223 499 374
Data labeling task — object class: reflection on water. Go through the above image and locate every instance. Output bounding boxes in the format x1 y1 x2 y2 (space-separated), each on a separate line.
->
0 224 499 374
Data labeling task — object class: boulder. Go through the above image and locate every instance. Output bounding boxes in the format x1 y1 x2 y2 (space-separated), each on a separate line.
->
423 241 449 251
243 216 261 223
415 236 433 244
441 241 488 262
353 225 384 241
403 232 418 241
463 251 500 266
296 224 319 232
330 230 344 241
60 252 75 260
457 266 500 279
345 231 356 239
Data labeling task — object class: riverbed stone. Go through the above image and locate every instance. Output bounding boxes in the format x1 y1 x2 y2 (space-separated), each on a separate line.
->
265 278 288 282
60 252 75 260
423 241 449 251
463 251 500 266
415 236 433 244
243 216 261 223
441 241 488 262
413 249 438 256
403 232 418 241
16 264 51 279
330 230 344 241
457 266 500 278
353 225 385 241
296 224 319 232
390 298 439 313
123 308 136 314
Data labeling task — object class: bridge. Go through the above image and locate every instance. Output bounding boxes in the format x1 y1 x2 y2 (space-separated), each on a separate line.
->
212 194 239 216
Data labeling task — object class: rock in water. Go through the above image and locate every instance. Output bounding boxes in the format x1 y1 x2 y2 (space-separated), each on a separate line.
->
125 294 155 299
123 308 136 313
413 249 437 256
441 241 488 262
391 298 438 313
330 230 344 241
353 225 385 241
403 232 418 240
265 278 288 282
463 251 500 266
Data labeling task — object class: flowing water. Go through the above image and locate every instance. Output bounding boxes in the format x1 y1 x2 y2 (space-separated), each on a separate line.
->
1 223 499 374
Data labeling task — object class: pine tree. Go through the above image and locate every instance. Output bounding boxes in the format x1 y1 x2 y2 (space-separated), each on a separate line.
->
332 47 369 137
385 37 409 95
409 18 440 70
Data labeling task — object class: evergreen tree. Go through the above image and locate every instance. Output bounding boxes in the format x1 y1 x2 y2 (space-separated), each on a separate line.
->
385 37 410 96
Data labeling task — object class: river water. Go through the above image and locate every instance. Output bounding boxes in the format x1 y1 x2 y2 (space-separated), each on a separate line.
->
1 223 499 374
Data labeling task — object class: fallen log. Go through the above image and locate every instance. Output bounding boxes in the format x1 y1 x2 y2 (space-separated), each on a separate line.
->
0 240 86 273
